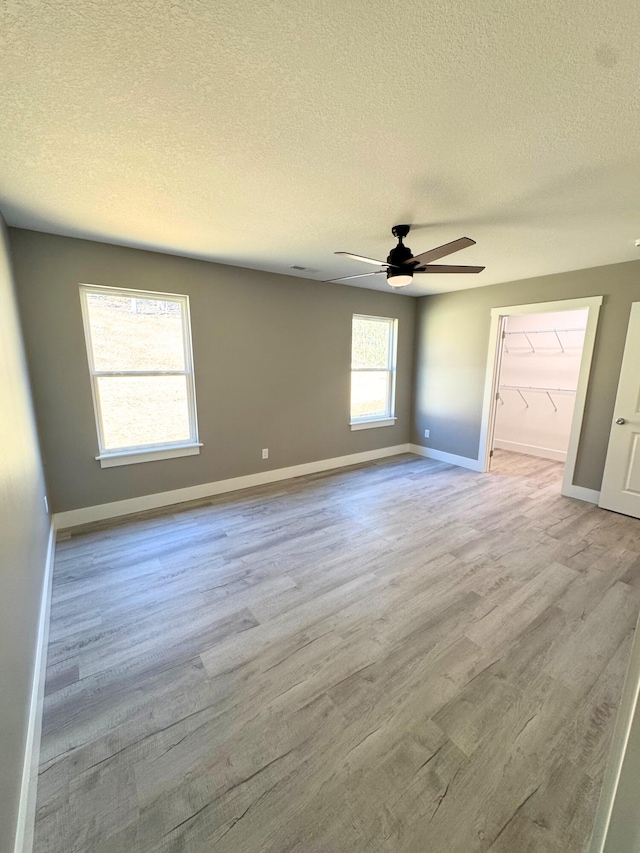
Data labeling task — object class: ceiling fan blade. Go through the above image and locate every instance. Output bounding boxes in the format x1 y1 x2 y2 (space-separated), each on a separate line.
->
335 252 389 267
414 264 485 274
403 237 476 267
325 270 386 282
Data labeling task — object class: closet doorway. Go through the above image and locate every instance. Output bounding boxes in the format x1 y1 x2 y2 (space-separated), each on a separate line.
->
494 308 588 463
478 297 603 499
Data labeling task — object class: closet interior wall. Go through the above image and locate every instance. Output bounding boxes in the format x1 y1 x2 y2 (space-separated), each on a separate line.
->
494 309 588 462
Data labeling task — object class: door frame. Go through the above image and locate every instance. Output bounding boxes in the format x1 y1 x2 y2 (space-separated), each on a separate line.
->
477 295 603 499
598 300 640 515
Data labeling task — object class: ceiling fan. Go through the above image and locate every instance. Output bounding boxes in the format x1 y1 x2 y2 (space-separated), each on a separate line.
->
328 224 484 288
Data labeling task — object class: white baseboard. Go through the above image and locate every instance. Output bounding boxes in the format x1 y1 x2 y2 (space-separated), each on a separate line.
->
561 484 601 504
494 439 567 463
13 522 55 853
409 443 484 472
53 444 412 530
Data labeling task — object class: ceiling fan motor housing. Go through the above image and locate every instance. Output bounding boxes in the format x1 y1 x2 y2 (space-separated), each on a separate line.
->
387 243 414 266
387 233 415 284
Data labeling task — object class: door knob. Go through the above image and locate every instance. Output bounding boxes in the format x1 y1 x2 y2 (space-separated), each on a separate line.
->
616 418 626 425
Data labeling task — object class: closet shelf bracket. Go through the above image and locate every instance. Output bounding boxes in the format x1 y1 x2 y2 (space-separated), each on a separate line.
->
553 330 565 353
499 385 576 411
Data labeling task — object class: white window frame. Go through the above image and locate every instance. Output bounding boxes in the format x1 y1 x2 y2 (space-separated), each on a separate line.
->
79 283 201 468
350 314 398 430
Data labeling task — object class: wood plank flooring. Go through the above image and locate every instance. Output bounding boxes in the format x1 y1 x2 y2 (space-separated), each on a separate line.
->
35 451 640 853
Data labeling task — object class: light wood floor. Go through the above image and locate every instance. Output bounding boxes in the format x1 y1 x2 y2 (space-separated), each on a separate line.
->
35 451 640 853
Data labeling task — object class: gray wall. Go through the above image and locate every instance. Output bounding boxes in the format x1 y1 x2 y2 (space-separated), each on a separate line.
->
10 229 416 514
0 217 50 852
412 260 640 491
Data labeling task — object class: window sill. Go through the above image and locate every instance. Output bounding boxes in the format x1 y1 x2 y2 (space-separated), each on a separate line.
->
350 418 397 431
96 443 203 468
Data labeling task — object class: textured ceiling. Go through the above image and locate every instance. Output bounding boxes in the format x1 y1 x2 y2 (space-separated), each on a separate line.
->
1 0 639 296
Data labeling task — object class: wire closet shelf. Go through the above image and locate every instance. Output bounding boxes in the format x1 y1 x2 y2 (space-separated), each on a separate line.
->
502 327 586 354
497 385 577 412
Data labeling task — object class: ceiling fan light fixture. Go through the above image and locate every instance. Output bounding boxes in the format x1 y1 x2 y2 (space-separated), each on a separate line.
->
386 269 413 288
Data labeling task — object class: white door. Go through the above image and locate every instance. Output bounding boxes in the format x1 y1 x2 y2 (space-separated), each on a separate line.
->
599 302 640 518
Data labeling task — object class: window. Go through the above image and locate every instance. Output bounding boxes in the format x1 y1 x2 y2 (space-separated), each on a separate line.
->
79 284 200 467
350 314 398 430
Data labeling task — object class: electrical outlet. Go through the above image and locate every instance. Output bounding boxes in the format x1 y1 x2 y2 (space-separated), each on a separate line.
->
424 429 430 438
262 448 269 460
44 495 49 514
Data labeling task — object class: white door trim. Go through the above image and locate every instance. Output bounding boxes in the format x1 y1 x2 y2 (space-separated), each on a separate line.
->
478 296 603 498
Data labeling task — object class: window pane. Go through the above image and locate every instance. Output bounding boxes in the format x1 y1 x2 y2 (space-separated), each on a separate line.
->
351 317 391 369
86 293 186 371
351 371 390 420
97 376 191 450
